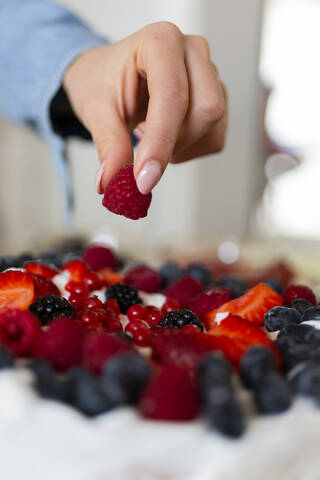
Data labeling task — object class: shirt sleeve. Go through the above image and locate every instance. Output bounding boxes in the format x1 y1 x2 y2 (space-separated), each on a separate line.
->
0 0 108 223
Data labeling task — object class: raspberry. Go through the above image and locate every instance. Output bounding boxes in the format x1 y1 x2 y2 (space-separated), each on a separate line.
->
83 331 134 374
102 165 152 220
0 309 41 356
159 309 203 331
124 266 161 293
33 317 84 372
82 245 118 272
139 365 199 421
105 283 142 314
283 284 316 306
189 287 231 320
164 276 204 308
151 327 212 370
29 294 74 325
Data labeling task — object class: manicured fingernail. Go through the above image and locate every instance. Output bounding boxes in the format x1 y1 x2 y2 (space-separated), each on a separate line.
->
133 128 144 140
95 163 105 194
136 161 162 195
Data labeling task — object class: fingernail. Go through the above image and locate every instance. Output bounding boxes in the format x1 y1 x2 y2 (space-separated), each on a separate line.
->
133 128 144 140
95 163 105 194
136 161 162 195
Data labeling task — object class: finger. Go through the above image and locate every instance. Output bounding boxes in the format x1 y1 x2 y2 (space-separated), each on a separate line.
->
85 100 133 194
175 35 226 153
134 22 189 194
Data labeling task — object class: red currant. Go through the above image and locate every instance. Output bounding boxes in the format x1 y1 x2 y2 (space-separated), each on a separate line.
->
65 281 90 296
161 298 181 314
127 304 145 322
106 318 123 332
125 319 147 334
144 306 162 326
83 272 102 291
78 310 103 331
104 299 120 316
82 296 103 310
68 293 86 311
132 326 151 347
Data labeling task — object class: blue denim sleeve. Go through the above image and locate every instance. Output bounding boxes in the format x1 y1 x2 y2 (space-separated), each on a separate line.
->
0 0 108 223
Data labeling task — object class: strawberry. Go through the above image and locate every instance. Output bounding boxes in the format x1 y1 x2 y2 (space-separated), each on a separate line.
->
31 274 60 298
0 271 35 312
61 260 91 283
24 262 59 279
98 268 124 286
205 283 283 329
207 314 281 368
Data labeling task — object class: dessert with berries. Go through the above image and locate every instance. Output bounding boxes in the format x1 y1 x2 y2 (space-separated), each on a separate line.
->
0 243 320 479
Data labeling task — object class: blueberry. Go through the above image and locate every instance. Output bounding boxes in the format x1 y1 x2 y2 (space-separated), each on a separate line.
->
184 263 213 288
28 360 71 403
100 353 151 405
253 372 292 414
276 324 320 352
158 262 183 288
264 306 302 332
290 363 320 402
0 345 14 369
38 251 62 269
282 344 313 371
218 276 246 299
159 309 203 331
301 305 320 323
239 346 276 389
197 353 232 391
69 368 115 416
0 255 17 271
291 298 313 315
263 279 283 295
204 385 246 438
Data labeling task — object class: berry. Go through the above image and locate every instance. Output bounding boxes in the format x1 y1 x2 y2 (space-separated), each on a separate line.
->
31 273 60 298
98 268 124 287
205 283 283 329
83 272 102 291
283 284 316 306
69 368 114 416
290 362 320 401
264 306 302 332
161 298 181 314
105 283 142 314
82 331 133 374
144 306 162 326
184 263 213 288
62 259 90 283
203 385 245 438
301 305 320 323
159 309 203 331
78 310 105 331
102 165 152 220
139 365 199 421
0 345 14 369
189 287 231 321
218 275 246 299
275 324 320 352
38 251 62 269
262 278 283 295
100 353 151 405
253 372 292 414
0 270 35 312
282 344 318 372
82 245 118 272
124 266 161 293
65 281 90 297
68 293 85 312
197 352 232 391
0 309 40 356
104 299 121 316
33 317 84 372
29 294 74 326
24 262 59 279
29 359 71 403
125 321 151 347
127 304 145 322
165 276 204 308
239 346 277 389
207 314 281 368
81 296 103 310
158 262 183 288
291 298 313 315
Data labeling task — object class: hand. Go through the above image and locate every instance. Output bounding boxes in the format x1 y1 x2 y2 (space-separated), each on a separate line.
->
63 21 227 195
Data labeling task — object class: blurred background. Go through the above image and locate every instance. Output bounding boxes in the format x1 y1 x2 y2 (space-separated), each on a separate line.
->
0 0 319 254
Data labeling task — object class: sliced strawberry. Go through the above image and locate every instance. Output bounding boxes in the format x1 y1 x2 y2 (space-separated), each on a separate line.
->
31 274 60 298
205 283 283 329
0 271 35 312
62 260 91 283
207 313 281 368
24 262 59 279
98 267 124 286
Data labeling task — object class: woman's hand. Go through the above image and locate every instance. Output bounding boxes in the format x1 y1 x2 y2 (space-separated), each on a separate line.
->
63 21 227 195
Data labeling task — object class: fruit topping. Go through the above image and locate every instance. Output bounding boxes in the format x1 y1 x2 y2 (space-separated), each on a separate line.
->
124 265 161 293
189 287 231 320
0 309 40 356
283 284 316 306
239 345 277 389
184 263 213 288
105 283 142 314
264 306 302 332
29 294 74 326
159 309 203 331
82 245 118 272
0 271 35 312
165 276 204 308
253 372 292 414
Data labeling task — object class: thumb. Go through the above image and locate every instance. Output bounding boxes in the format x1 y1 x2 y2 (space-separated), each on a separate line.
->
88 105 133 194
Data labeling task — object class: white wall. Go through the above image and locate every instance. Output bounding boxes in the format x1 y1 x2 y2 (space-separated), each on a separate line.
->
0 0 265 252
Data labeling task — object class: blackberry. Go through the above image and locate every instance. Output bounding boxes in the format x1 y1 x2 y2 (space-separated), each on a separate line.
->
184 263 213 288
159 309 203 331
100 353 151 405
239 346 276 389
105 283 142 314
253 372 292 414
264 306 302 332
29 294 74 325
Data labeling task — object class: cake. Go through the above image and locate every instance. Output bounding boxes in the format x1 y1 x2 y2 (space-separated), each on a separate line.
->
0 242 320 480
